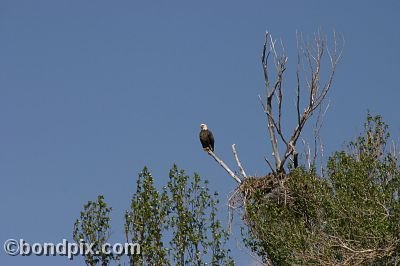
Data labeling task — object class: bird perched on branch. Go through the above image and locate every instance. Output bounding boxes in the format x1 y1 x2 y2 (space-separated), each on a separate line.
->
199 123 214 152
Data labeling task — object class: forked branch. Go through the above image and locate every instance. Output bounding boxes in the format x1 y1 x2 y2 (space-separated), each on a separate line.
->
206 149 242 184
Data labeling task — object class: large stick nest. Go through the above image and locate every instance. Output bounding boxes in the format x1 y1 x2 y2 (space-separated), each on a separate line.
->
229 172 293 214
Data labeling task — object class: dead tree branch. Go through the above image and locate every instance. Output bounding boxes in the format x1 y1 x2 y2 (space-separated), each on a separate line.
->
232 144 247 179
207 150 242 184
261 30 344 173
264 156 276 175
262 32 285 171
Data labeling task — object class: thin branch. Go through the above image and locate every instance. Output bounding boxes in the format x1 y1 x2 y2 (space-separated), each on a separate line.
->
302 138 311 170
232 144 247 179
264 157 276 175
312 102 329 171
258 94 266 111
264 103 288 146
207 150 242 184
296 32 301 126
227 188 242 234
262 32 271 96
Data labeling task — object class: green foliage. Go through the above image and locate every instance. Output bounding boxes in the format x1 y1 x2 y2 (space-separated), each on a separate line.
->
73 195 117 266
125 165 233 266
242 114 400 265
124 167 169 265
75 166 232 266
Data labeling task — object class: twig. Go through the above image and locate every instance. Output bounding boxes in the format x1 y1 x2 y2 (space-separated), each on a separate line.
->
227 188 242 234
264 157 276 175
232 144 247 179
207 150 242 184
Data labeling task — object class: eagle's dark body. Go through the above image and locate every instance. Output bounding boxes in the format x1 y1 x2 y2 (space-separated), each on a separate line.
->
199 124 214 152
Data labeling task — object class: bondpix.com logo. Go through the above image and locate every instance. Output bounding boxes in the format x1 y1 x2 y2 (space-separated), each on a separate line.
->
3 238 141 260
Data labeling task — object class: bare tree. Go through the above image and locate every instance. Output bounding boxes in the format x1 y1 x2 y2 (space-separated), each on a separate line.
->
202 30 343 184
259 30 344 173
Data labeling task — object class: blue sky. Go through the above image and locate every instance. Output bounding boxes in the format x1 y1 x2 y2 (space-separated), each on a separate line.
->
1 1 399 265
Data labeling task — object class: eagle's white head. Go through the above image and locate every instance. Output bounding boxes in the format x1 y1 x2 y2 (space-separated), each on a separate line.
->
200 123 208 131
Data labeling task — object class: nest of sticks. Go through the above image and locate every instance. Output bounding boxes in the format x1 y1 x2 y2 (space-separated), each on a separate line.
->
227 172 294 232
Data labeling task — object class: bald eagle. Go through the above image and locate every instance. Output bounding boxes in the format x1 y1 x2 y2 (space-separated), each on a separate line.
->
199 123 214 152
